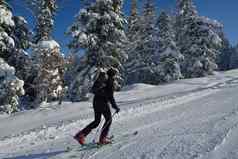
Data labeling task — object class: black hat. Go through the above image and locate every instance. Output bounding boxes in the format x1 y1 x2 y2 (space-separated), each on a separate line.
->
107 67 118 77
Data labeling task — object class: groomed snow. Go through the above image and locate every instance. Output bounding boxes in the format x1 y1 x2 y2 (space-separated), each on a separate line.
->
1 70 238 159
121 83 156 91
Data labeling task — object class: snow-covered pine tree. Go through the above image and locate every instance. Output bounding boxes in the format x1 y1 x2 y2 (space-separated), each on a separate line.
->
32 40 65 104
9 15 34 100
156 11 183 83
0 1 33 102
0 58 25 114
125 0 159 85
0 1 15 61
67 0 127 101
127 0 139 40
204 19 231 71
216 32 233 71
176 0 197 18
31 0 57 43
30 0 65 105
230 44 238 69
175 0 222 78
124 0 142 84
0 1 25 113
139 0 158 66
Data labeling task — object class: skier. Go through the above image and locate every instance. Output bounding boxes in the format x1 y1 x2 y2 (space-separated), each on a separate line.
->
74 68 120 145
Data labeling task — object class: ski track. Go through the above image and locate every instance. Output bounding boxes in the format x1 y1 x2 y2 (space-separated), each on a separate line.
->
198 108 238 159
2 72 238 159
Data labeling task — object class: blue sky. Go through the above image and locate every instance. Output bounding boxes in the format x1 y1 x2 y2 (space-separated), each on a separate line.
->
10 0 238 54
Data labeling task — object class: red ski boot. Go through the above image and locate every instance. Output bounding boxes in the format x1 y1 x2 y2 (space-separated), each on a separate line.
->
98 137 112 145
74 132 85 145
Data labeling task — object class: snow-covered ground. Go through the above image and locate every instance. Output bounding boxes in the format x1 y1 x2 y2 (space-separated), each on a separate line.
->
1 70 238 159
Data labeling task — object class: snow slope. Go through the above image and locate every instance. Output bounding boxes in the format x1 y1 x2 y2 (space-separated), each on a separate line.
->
1 70 238 159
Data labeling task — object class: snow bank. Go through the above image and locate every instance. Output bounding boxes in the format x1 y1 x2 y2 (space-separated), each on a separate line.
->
122 83 156 91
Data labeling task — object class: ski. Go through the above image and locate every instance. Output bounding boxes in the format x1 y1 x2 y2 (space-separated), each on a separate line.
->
67 135 115 152
67 131 138 152
66 141 113 152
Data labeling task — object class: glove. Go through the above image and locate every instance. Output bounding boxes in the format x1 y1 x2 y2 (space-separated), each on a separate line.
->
115 107 120 114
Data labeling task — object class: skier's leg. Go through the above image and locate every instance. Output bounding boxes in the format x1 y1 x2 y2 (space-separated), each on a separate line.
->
74 109 101 145
99 105 112 143
79 110 102 137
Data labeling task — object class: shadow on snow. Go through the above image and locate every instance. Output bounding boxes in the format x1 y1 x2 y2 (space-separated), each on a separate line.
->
2 150 67 159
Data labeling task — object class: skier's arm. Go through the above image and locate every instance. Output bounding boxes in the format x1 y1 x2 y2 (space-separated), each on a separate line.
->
107 84 120 112
91 81 106 95
109 92 118 109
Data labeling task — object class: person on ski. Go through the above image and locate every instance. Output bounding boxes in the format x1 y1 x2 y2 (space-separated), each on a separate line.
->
74 67 120 145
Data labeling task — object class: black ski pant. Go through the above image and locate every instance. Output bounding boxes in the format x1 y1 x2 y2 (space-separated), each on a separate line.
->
79 100 112 140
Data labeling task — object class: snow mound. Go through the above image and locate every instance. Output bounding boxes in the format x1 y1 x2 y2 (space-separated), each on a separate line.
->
224 69 238 77
38 40 60 50
122 83 156 91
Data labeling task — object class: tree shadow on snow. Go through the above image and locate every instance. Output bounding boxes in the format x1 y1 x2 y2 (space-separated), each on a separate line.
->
3 150 67 159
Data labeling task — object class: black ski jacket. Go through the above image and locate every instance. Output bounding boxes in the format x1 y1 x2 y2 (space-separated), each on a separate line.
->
91 78 119 110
